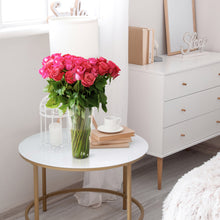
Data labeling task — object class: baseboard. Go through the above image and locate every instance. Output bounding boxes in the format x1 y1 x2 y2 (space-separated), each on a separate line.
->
0 181 82 220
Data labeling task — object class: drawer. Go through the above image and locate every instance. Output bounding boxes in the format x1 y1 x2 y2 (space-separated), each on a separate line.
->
163 110 220 155
164 63 220 100
164 87 220 127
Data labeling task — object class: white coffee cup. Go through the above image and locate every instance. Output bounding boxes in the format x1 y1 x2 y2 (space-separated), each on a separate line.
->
104 116 121 131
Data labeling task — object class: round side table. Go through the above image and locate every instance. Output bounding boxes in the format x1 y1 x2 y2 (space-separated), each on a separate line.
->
19 134 148 220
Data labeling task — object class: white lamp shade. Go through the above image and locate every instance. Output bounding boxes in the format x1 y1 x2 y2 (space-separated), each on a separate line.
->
49 16 99 58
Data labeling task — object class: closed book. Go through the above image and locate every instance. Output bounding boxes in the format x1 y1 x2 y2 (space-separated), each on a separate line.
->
129 26 149 65
90 137 132 146
148 29 154 64
90 142 130 149
91 127 135 142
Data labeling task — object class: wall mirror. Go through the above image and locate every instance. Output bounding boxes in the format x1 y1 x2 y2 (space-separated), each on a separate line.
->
164 0 196 55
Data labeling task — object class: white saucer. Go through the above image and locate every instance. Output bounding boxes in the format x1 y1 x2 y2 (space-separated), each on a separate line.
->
97 125 124 134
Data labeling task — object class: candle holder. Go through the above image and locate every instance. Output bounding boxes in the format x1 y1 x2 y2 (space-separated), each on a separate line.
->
40 96 69 147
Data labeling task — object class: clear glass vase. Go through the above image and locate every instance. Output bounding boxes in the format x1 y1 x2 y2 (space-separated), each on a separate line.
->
69 106 92 159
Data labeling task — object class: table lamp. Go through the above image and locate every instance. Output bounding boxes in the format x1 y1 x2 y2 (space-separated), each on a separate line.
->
48 16 99 58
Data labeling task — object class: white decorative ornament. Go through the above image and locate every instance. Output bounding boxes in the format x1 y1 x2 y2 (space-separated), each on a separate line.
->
50 0 88 17
154 40 159 57
71 0 88 16
39 96 70 148
181 32 208 55
50 2 61 17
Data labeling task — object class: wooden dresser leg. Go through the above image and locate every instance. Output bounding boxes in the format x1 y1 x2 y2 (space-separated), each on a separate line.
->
157 158 163 190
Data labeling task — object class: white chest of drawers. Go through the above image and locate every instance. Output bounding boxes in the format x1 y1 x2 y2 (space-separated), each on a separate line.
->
128 52 220 189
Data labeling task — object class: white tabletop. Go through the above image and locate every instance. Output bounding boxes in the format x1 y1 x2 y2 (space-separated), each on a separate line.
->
19 134 148 171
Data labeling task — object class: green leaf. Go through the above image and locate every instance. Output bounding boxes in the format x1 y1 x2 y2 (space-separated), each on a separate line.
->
73 81 80 92
57 86 66 95
59 104 68 115
48 92 56 99
46 98 60 108
78 95 86 106
70 98 76 108
102 103 107 112
95 79 107 90
43 85 49 93
100 93 107 104
58 96 68 104
99 93 107 112
87 96 98 107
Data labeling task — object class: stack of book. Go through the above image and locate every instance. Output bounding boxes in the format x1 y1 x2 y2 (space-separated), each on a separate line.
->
90 126 135 149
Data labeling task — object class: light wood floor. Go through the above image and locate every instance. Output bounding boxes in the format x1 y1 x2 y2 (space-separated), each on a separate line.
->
3 146 218 220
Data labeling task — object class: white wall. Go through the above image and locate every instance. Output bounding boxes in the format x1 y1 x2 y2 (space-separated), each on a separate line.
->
196 0 220 52
129 0 166 55
0 34 83 213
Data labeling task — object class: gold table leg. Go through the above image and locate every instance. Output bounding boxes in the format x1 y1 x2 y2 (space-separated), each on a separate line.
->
127 164 132 220
42 168 47 211
25 187 144 220
33 165 39 220
123 166 127 210
25 164 142 220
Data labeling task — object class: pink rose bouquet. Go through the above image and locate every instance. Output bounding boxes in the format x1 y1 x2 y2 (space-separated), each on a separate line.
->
39 53 120 114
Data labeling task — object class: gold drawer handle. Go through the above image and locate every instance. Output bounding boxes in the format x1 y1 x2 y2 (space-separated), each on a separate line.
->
181 109 186 112
217 121 220 123
219 73 220 76
182 83 187 86
180 134 185 137
218 97 220 100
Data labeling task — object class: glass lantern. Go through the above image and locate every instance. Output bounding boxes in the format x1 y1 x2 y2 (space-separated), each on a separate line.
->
40 96 69 148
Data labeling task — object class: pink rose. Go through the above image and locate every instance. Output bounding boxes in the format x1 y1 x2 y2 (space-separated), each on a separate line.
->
51 53 62 59
63 54 75 71
39 67 48 79
91 66 99 77
65 71 76 84
40 53 65 80
108 61 120 79
75 73 82 81
53 59 64 70
64 60 73 71
98 57 107 63
82 61 92 71
74 57 87 66
81 72 96 87
49 67 64 81
42 56 52 65
73 65 86 81
88 58 98 66
98 61 109 75
73 66 86 75
39 60 53 79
